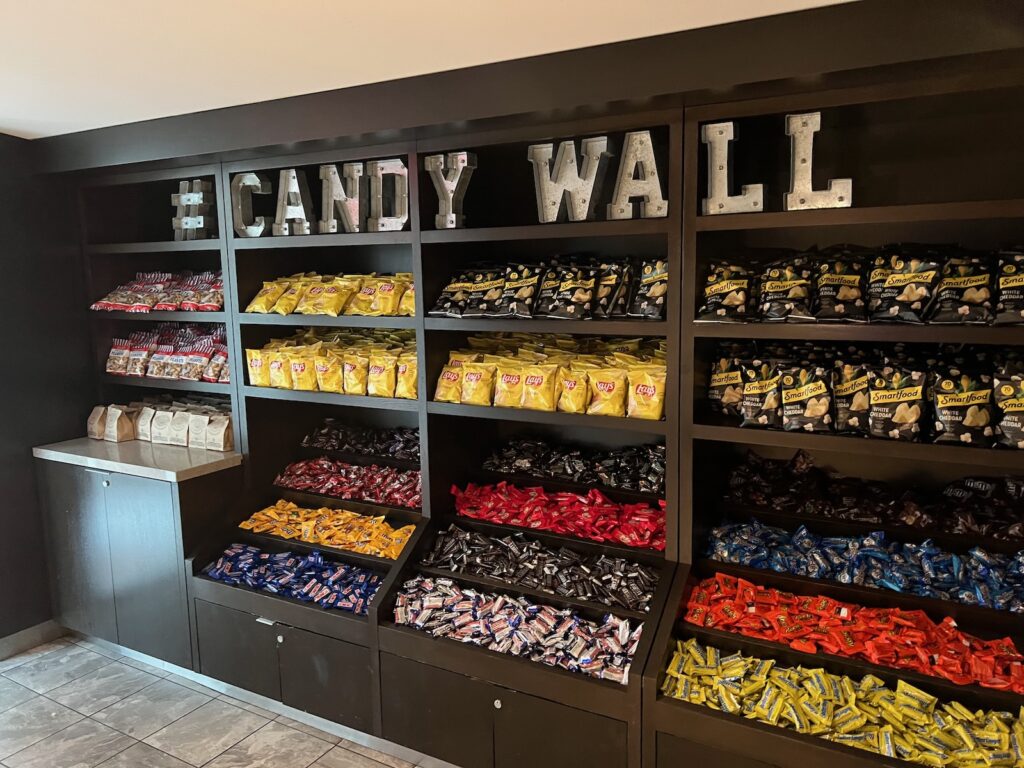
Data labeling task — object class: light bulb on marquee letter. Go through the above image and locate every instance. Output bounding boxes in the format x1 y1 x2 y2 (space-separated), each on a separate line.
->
784 112 852 211
528 137 609 223
701 122 763 216
425 152 477 229
231 172 272 238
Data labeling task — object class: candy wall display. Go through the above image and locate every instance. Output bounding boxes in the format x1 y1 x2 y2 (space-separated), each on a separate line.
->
708 340 1022 448
453 481 665 550
394 575 642 684
697 244 1024 326
275 457 422 509
105 323 229 382
662 637 1024 767
430 256 668 320
685 573 1024 694
301 421 420 462
422 524 659 612
725 450 1024 541
91 271 224 313
203 544 381 615
239 500 415 559
707 520 1024 613
245 271 414 317
246 328 417 398
434 333 667 420
483 438 665 496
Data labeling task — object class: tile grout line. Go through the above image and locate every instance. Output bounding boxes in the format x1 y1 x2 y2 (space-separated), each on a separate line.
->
150 699 276 767
0 713 86 765
88 676 212 740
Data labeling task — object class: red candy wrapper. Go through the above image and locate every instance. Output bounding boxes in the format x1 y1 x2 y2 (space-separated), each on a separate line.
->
684 574 1024 695
452 481 665 551
275 457 422 509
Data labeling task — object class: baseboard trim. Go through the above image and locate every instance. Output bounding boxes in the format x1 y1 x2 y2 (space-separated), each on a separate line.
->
0 620 65 660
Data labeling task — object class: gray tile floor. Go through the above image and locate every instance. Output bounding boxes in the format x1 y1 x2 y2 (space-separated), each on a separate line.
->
0 637 416 768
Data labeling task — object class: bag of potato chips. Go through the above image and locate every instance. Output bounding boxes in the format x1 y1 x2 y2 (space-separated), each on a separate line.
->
246 348 271 387
521 364 560 412
245 281 289 313
868 365 926 441
493 362 524 408
932 366 996 447
314 352 343 393
627 365 666 420
290 352 319 391
343 352 369 395
434 365 463 403
780 365 832 432
397 283 416 317
268 349 294 389
460 362 496 406
587 367 627 417
367 353 398 398
395 354 418 400
557 366 590 414
272 282 309 315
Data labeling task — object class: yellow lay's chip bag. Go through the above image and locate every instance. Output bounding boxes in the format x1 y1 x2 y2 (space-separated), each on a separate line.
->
343 353 369 395
557 367 590 414
587 367 627 417
314 352 343 393
395 354 418 400
493 362 524 408
460 362 496 406
245 281 288 313
290 353 319 391
246 348 271 387
271 282 309 315
397 283 416 317
268 349 294 389
434 365 463 403
627 365 667 420
367 353 398 398
521 364 560 412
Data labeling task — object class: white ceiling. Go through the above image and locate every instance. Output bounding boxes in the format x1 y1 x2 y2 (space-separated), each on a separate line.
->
0 0 849 139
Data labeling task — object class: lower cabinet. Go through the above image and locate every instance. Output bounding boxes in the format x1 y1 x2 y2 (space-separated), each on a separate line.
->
381 653 628 768
194 599 372 731
655 732 779 768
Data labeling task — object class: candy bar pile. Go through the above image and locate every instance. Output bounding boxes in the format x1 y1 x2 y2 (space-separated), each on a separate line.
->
663 638 1024 767
422 524 659 612
483 439 666 496
275 458 422 509
91 270 223 313
453 482 665 551
726 450 1024 541
301 421 420 462
707 520 1024 613
394 575 642 684
204 544 381 615
238 500 415 560
685 573 1024 694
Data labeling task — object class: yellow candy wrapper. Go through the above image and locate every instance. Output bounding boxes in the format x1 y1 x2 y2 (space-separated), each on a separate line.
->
434 365 463 403
268 349 294 389
245 281 288 313
521 364 560 412
493 362 524 408
461 362 496 406
397 283 416 316
627 366 667 420
395 354 418 400
343 352 369 395
314 352 343 393
557 367 590 414
367 353 398 398
245 348 271 387
587 367 627 417
290 353 319 391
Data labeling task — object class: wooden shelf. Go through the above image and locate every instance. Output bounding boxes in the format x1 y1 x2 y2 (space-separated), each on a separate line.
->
427 401 668 434
425 317 668 335
86 240 223 254
232 231 412 249
694 198 1024 232
691 424 1024 469
242 385 419 411
90 310 226 323
100 374 231 394
239 313 415 329
420 219 669 243
692 322 1024 345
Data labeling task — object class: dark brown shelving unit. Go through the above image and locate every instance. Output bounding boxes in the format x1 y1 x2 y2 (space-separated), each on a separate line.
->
242 385 420 411
693 322 1024 345
99 374 232 395
427 401 670 434
91 310 228 323
238 314 416 329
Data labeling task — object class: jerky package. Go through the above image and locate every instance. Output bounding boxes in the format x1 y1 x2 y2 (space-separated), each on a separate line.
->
995 249 1024 326
739 360 782 429
707 356 744 421
995 361 1024 449
696 263 753 322
868 366 927 441
780 365 833 433
871 245 942 323
461 269 505 318
487 264 540 319
534 265 563 317
757 255 813 322
547 264 597 320
814 254 866 322
832 359 871 436
628 259 668 320
928 254 995 324
932 367 996 447
429 271 473 317
593 262 627 319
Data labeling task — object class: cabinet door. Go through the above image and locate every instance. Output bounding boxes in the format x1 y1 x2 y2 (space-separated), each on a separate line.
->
103 473 191 667
279 626 372 733
194 599 282 700
380 654 495 768
494 690 628 768
37 462 117 641
656 732 779 768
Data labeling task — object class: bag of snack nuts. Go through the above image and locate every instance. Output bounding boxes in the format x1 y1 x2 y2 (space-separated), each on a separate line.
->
757 255 813 322
928 254 995 324
995 249 1024 325
739 360 783 429
932 366 996 447
868 365 927 441
871 245 942 323
994 360 1024 449
628 259 668 320
780 364 833 433
697 263 753 322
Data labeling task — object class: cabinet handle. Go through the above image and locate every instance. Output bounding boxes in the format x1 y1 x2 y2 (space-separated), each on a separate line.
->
493 699 502 710
255 617 275 626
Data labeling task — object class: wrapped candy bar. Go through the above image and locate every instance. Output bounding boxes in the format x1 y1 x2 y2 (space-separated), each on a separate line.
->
300 421 420 462
394 575 642 684
685 573 1024 694
203 544 381 615
238 500 415 560
452 481 665 551
422 524 659 612
275 458 422 509
663 637 1024 767
706 519 1024 613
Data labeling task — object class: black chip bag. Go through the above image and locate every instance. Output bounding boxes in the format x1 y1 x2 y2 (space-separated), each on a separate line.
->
932 366 996 448
696 263 753 322
866 252 898 316
757 255 813 322
740 359 782 429
707 356 744 421
534 265 563 317
628 259 668 320
832 358 871 436
461 269 505 318
871 245 942 323
429 271 473 317
995 249 1024 326
593 262 627 319
546 264 597 319
780 364 833 433
609 262 634 318
868 365 927 442
814 253 867 322
928 254 995 325
995 361 1024 450
488 264 540 318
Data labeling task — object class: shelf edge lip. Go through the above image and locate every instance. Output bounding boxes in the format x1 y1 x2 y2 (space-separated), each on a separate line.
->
90 310 227 322
237 314 416 328
241 386 420 411
426 401 668 433
32 437 241 482
231 231 412 249
85 240 224 253
692 322 1024 344
424 318 668 335
420 219 670 243
100 375 232 394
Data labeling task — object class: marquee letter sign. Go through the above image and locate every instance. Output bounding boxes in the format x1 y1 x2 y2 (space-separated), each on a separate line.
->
318 163 364 234
783 112 852 211
172 179 214 240
701 122 763 215
607 131 667 220
366 159 409 232
425 152 477 229
528 137 609 223
272 169 314 236
231 172 272 238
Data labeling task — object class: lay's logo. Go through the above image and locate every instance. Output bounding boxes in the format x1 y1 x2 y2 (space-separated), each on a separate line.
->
398 364 408 374
360 286 375 295
315 362 329 373
343 363 355 373
379 283 395 293
441 370 460 382
501 374 521 385
465 372 482 383
369 365 385 375
270 360 284 370
292 362 306 373
635 384 656 397
596 381 616 393
563 380 577 391
525 375 544 386
249 358 263 368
